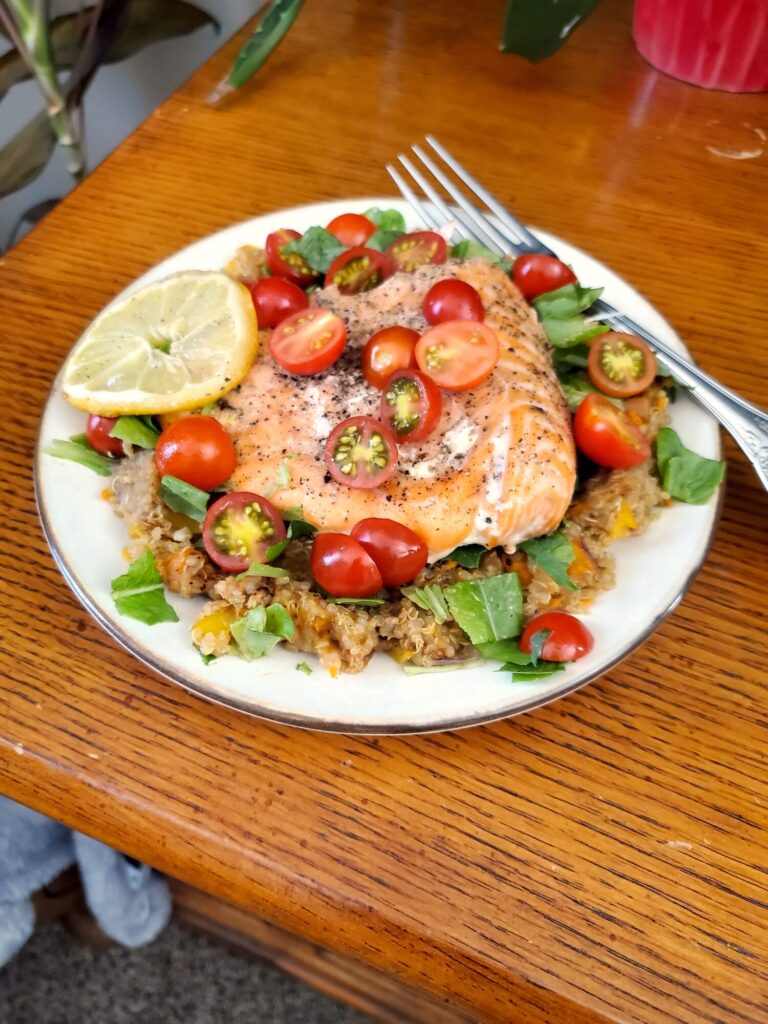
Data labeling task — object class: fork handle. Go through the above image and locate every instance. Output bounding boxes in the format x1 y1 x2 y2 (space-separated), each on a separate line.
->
596 299 768 492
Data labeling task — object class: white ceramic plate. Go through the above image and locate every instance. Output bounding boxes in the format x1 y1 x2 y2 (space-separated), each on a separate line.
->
35 198 722 734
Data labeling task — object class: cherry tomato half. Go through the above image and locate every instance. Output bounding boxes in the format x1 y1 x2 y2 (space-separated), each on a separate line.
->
326 212 376 247
265 228 319 288
247 276 308 330
325 246 387 295
587 332 657 399
361 326 419 389
380 369 442 443
512 253 577 301
423 279 484 325
573 393 651 469
415 321 500 391
520 611 594 662
310 533 383 598
325 415 398 490
155 415 236 490
86 414 125 458
202 492 286 574
351 518 428 587
385 231 447 274
269 308 346 375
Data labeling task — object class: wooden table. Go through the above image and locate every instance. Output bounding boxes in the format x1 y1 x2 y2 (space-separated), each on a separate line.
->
2 0 766 1020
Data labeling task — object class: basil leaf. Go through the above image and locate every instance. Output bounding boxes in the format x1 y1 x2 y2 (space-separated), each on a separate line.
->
528 628 552 666
230 603 294 661
655 428 725 504
446 544 487 568
450 239 512 271
237 561 291 579
541 317 609 349
326 596 387 606
363 207 406 232
402 658 484 676
282 226 346 273
476 638 532 664
110 549 178 625
44 436 114 476
366 228 403 251
520 531 577 590
296 661 313 675
109 415 160 450
533 283 602 319
160 475 209 523
443 573 523 644
501 661 565 681
287 518 316 538
264 540 290 562
401 584 451 623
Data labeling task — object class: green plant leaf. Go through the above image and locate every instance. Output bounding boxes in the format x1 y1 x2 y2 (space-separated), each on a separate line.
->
519 530 577 590
500 0 600 61
0 111 56 199
213 0 305 98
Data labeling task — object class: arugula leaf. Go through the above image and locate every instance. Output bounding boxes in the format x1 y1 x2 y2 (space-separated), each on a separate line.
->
281 226 346 273
655 428 725 504
445 544 487 569
44 435 114 476
326 596 387 606
364 207 406 232
476 638 533 664
264 456 297 498
296 661 313 675
264 539 289 562
366 228 403 251
160 475 209 522
443 573 523 644
528 628 552 666
109 415 160 450
450 239 512 272
237 561 291 579
401 584 451 623
540 317 609 349
402 658 484 676
110 549 179 625
533 283 602 319
230 603 295 661
501 661 565 680
520 531 577 590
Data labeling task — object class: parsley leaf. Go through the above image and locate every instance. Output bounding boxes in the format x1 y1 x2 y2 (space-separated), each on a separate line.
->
110 550 178 625
44 435 114 476
363 207 406 232
282 226 346 272
109 415 160 450
401 584 451 623
443 573 523 644
447 544 487 568
519 531 577 590
230 604 294 660
160 475 210 522
655 428 725 504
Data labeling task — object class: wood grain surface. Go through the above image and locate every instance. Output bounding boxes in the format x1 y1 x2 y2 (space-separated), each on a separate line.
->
1 0 767 1021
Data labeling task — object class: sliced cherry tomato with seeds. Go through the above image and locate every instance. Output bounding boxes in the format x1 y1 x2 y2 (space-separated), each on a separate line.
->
361 326 418 389
86 414 126 458
351 518 428 587
385 231 447 274
587 332 657 399
573 393 651 469
380 369 442 443
247 277 308 330
512 254 577 301
325 415 398 489
155 415 236 490
326 212 376 247
202 492 286 574
423 279 484 325
520 611 594 662
310 533 383 598
325 246 387 295
415 321 500 391
269 308 346 375
265 229 319 288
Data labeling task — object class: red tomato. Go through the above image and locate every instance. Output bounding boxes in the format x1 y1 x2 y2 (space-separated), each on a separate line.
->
325 246 387 295
361 326 418 389
380 369 442 443
512 253 577 301
269 308 346 375
325 416 398 490
86 414 125 458
573 393 651 469
385 231 447 273
310 533 383 598
423 279 484 325
155 415 236 490
327 212 376 247
247 276 308 329
587 332 657 399
351 518 428 587
265 228 319 287
520 611 594 662
202 492 286 574
415 321 500 391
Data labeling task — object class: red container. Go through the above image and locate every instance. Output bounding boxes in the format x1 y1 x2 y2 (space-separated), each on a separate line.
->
633 0 768 92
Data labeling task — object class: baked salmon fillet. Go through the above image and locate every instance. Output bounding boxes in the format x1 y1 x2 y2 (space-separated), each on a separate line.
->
215 260 576 560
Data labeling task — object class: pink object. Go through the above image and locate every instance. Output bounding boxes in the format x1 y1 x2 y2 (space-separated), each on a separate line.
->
633 0 768 92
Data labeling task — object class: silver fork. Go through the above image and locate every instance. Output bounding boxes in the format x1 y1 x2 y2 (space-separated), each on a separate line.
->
387 136 768 494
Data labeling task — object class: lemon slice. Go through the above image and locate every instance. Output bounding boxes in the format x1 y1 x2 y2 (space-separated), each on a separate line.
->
62 271 258 415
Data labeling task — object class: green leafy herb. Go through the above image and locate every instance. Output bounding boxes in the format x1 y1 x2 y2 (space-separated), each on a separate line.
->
500 0 600 61
447 544 487 569
528 628 552 666
230 603 295 661
540 316 609 349
282 226 346 273
519 531 577 590
552 346 591 373
401 584 451 623
325 596 387 606
500 661 565 681
533 283 602 319
557 372 622 413
110 550 179 625
44 435 113 476
264 456 297 498
476 638 534 664
237 562 291 580
366 228 403 251
655 428 725 504
296 661 313 675
450 239 512 272
200 651 217 665
109 415 160 449
200 401 218 416
443 573 523 645
287 518 316 538
160 475 210 523
363 207 406 232
402 658 484 676
264 540 290 562
216 0 306 93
